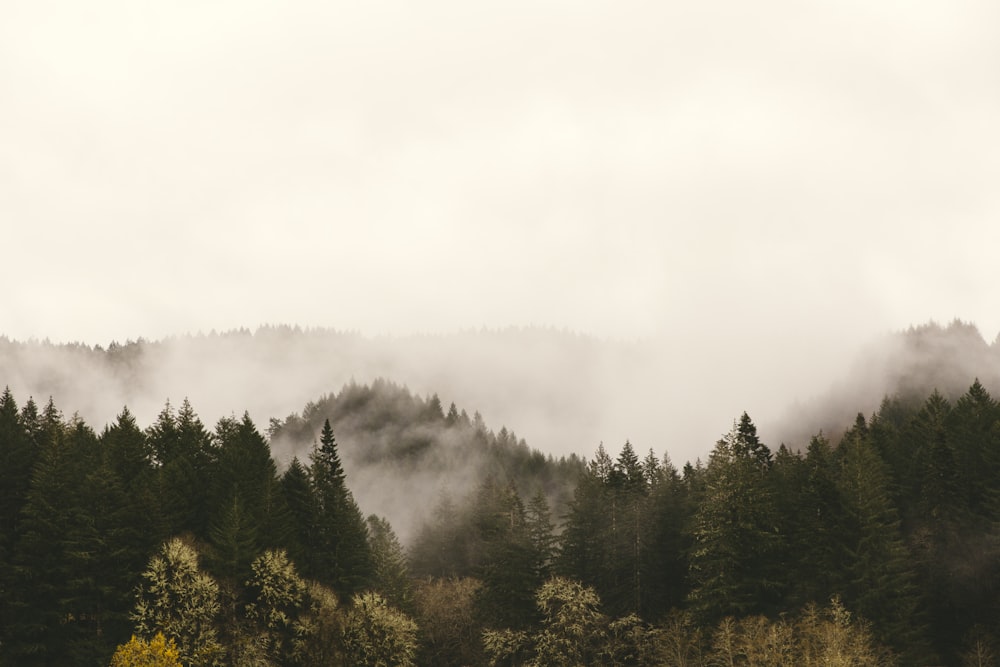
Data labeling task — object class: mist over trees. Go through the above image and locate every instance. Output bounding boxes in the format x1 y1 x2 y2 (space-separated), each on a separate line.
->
4 321 1000 664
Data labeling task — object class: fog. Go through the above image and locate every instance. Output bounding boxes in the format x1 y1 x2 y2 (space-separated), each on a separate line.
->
2 2 999 467
2 321 996 469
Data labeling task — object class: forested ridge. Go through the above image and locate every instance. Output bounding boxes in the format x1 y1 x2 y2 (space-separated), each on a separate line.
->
4 372 1000 663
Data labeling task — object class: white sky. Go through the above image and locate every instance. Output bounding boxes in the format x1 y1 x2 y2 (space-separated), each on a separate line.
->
3 1 999 356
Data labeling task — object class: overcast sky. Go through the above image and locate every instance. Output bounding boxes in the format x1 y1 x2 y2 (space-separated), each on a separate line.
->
3 1 999 359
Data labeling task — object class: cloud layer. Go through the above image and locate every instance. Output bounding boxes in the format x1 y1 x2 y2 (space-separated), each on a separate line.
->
2 3 999 451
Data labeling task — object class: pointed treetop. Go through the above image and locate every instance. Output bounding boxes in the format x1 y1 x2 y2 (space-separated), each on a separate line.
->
0 386 17 416
642 448 662 486
614 440 644 488
313 418 345 486
589 442 614 482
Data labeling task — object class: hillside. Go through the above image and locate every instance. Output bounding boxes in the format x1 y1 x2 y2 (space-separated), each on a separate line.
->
267 379 584 543
773 319 1000 448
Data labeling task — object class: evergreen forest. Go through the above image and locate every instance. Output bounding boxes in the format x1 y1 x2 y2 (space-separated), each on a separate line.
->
4 360 1000 664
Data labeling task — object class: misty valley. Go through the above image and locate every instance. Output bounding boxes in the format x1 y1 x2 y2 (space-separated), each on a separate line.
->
4 322 1000 665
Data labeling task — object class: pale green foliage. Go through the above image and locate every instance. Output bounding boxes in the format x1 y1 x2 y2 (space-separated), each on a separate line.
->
481 628 531 667
482 576 611 667
413 577 483 666
342 591 418 667
132 538 223 666
657 610 706 667
603 614 663 666
294 581 346 667
699 598 892 667
707 616 795 667
243 549 309 665
532 576 607 666
961 626 999 667
794 598 894 666
367 515 413 611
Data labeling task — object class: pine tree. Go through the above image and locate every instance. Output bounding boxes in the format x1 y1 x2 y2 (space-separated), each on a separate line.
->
525 491 557 580
5 413 95 665
641 451 689 619
63 452 149 662
367 515 413 613
0 388 33 557
309 419 373 596
281 456 318 572
790 433 850 606
0 388 35 652
167 398 216 539
407 494 469 579
207 413 289 583
604 441 648 617
687 415 782 622
835 414 934 662
556 464 612 600
472 478 541 630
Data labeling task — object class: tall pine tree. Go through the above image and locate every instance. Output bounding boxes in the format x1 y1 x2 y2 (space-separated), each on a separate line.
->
309 419 373 596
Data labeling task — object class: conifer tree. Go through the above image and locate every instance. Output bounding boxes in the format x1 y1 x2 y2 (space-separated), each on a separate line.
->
836 414 934 663
687 414 782 622
472 478 541 630
641 451 689 618
367 515 413 613
789 433 850 606
0 389 33 557
525 491 557 580
0 388 34 650
5 413 94 665
950 380 1000 518
281 456 318 571
407 494 468 578
556 464 612 599
309 418 373 595
207 413 289 582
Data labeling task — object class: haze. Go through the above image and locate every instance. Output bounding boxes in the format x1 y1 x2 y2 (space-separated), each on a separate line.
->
3 1 999 462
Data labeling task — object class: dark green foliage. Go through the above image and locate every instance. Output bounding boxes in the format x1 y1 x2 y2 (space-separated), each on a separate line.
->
268 379 585 536
0 389 36 653
6 414 100 664
309 419 374 596
784 433 850 607
7 365 1000 664
208 492 260 583
206 412 291 583
836 414 934 663
641 451 690 619
557 442 684 620
367 514 413 612
471 478 543 630
686 415 783 622
525 491 557 580
280 456 318 570
408 495 470 578
148 399 216 539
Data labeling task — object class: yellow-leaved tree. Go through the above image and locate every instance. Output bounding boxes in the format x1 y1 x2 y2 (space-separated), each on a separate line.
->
109 633 181 667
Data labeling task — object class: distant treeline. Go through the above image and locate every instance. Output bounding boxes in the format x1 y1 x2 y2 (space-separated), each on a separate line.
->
3 376 1000 664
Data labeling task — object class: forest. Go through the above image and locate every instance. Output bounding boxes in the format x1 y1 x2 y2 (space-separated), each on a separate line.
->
3 337 1000 664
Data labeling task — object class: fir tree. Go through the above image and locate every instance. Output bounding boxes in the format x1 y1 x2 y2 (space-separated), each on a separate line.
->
309 418 373 595
367 515 413 613
836 415 934 663
687 415 782 622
